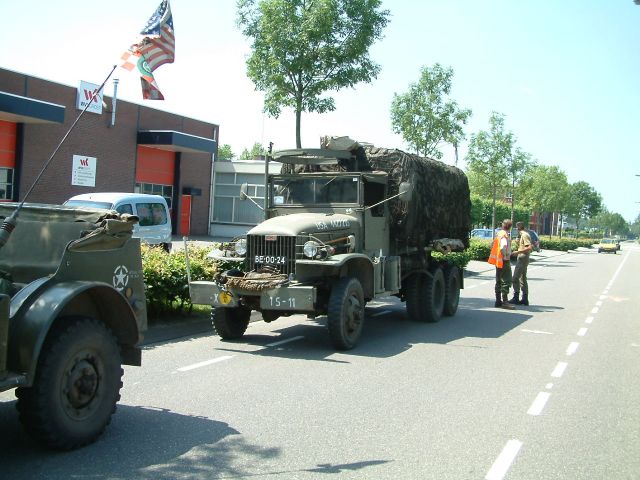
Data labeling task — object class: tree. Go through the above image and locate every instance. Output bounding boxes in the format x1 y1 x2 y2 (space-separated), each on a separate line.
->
506 147 535 223
390 64 472 159
565 181 602 231
217 144 235 161
590 210 629 237
237 0 390 148
239 142 266 160
519 165 571 236
465 112 514 232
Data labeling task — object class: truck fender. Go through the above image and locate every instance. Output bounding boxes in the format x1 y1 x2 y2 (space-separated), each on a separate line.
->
8 281 140 385
337 255 375 300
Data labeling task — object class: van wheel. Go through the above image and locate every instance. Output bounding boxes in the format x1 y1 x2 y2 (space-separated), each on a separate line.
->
16 317 122 450
211 306 251 339
443 266 460 317
327 277 365 350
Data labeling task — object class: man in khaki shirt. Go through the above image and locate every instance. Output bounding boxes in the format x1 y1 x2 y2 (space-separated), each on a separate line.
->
511 221 533 305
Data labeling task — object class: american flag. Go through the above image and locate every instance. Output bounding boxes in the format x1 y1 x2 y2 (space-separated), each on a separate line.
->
121 0 175 100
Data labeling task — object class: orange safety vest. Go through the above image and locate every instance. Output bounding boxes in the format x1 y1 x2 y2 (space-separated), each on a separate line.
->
488 230 507 268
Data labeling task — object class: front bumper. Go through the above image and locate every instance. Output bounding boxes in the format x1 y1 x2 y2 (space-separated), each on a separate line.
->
189 281 317 312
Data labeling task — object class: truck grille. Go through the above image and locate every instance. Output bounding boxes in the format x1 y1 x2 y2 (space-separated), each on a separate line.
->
247 235 298 275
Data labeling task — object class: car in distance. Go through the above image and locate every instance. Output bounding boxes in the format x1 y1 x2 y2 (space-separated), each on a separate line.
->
470 228 493 240
597 238 618 254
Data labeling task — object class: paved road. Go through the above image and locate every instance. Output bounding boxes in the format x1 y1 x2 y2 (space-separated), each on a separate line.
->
1 243 638 479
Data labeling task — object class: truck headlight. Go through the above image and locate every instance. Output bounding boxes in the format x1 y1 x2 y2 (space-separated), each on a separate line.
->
234 238 247 256
303 241 319 258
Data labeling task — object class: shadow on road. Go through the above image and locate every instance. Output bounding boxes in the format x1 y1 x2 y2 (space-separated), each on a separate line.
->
0 402 390 479
213 295 540 362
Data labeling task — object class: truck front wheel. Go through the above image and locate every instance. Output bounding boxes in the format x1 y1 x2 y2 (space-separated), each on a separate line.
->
211 306 251 340
15 316 123 450
327 277 365 350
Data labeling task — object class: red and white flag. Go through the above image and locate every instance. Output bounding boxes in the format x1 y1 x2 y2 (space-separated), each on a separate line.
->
120 0 175 100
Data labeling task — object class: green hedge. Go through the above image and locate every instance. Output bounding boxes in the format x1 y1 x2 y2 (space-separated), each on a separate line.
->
538 238 594 251
141 244 218 316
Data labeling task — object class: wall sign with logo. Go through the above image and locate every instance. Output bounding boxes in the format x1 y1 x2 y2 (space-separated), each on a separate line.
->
72 155 97 187
76 80 103 115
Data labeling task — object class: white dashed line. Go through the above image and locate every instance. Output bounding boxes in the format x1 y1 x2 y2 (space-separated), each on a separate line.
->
566 342 580 356
521 329 553 335
265 336 305 347
371 310 391 317
591 307 599 314
595 300 603 307
585 316 594 324
486 439 523 480
177 355 233 372
577 328 588 337
527 392 551 416
551 362 568 378
546 383 554 390
599 295 606 301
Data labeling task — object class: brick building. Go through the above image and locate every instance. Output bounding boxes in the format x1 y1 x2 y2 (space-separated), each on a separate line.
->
0 67 218 236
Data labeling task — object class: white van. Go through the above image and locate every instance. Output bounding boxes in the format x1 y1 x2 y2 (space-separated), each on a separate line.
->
64 192 172 250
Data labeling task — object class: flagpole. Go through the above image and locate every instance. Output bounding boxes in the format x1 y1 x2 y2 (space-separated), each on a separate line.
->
111 78 119 127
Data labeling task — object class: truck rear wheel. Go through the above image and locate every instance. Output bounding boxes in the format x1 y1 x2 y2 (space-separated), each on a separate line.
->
443 266 460 317
406 268 445 323
327 277 365 350
211 306 251 340
15 316 123 450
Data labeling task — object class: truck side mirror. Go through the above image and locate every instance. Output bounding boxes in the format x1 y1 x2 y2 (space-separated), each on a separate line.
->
399 182 413 202
239 183 249 200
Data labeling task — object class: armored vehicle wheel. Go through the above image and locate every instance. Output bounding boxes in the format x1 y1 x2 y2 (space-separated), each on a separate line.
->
15 316 122 450
327 277 365 350
406 268 445 323
212 306 251 339
443 266 460 317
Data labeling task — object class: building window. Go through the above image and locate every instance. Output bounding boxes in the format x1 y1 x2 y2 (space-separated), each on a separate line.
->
213 172 264 225
0 168 13 200
135 182 173 209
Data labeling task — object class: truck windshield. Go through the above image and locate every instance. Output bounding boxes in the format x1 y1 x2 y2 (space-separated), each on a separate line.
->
270 176 359 206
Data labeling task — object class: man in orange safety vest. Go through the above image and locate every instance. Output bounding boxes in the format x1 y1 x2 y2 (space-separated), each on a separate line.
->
488 219 515 309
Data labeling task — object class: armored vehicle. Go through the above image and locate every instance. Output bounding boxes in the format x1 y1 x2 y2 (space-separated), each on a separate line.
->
0 203 147 449
190 139 470 350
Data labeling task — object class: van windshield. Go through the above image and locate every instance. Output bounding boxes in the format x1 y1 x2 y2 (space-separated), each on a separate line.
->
64 200 113 209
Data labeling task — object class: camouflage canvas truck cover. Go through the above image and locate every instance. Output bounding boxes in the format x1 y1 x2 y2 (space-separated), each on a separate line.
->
190 138 471 350
0 203 147 450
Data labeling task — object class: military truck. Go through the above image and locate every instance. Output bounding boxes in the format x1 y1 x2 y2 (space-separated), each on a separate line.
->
0 203 147 449
190 138 470 350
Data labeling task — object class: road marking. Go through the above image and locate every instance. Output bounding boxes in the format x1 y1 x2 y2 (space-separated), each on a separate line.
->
371 310 391 317
577 327 588 337
528 392 551 415
591 307 599 314
602 290 609 295
608 252 630 287
521 329 553 335
546 383 554 389
595 300 603 307
599 295 607 301
486 439 523 480
631 343 639 348
585 316 594 324
177 355 233 372
551 362 568 378
265 336 305 347
566 342 580 356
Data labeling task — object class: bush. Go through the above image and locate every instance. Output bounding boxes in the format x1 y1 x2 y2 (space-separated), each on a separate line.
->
539 238 594 251
141 244 219 317
431 250 472 268
466 238 492 261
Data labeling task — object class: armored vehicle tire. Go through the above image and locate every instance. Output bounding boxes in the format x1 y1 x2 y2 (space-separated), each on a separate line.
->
212 306 251 340
443 266 461 317
15 316 123 450
327 277 365 350
406 268 445 323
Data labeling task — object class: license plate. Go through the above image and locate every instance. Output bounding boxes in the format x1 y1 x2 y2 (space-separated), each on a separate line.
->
254 255 287 265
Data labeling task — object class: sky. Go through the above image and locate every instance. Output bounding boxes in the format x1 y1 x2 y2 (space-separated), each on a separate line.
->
1 0 639 221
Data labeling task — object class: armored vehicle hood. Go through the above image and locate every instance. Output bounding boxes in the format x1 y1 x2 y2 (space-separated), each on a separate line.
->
248 212 359 236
